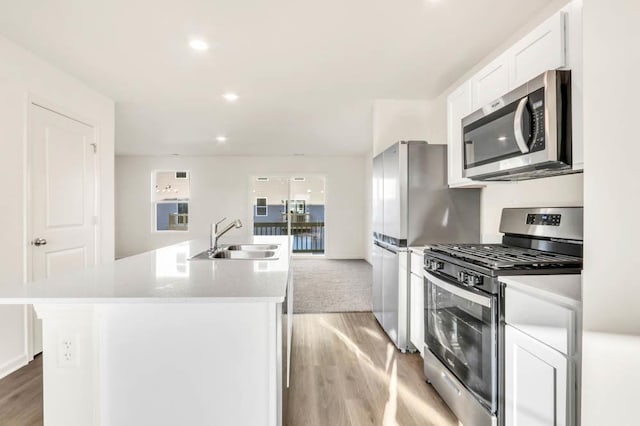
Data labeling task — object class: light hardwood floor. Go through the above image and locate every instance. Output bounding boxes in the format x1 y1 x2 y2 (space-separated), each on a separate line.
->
287 313 458 426
0 355 42 426
0 313 457 426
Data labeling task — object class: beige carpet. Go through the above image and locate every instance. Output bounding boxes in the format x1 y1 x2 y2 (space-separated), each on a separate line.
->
292 259 372 313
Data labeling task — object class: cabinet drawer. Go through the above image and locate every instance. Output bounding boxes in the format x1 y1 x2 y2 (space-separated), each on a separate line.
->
424 350 497 426
504 286 575 355
410 252 423 276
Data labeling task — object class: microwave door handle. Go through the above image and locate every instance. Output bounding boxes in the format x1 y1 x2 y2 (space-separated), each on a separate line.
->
513 97 530 154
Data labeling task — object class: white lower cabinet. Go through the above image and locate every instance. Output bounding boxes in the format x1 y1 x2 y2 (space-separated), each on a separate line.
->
505 325 569 426
409 271 424 356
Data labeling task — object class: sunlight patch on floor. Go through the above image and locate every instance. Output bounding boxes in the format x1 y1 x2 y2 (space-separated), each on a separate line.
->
318 317 457 425
382 358 399 426
360 326 384 341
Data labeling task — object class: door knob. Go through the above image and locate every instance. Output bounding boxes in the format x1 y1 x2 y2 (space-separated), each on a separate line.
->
32 238 47 246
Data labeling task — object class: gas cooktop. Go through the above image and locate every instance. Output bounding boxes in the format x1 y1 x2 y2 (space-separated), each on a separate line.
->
427 243 583 269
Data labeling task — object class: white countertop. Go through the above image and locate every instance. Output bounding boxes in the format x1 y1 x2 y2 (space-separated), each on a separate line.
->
0 236 291 304
500 274 582 308
409 246 427 255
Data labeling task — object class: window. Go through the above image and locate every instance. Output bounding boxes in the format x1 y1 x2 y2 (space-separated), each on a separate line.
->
251 175 326 255
154 171 190 231
285 200 306 214
255 197 268 217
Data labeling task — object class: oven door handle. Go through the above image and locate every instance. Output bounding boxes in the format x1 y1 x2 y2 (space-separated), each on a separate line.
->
513 97 531 154
425 271 492 308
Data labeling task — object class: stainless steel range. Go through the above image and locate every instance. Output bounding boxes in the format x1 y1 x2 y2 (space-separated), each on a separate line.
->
422 207 583 426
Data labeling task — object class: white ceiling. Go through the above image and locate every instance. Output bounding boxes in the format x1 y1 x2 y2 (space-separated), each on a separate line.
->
0 0 554 156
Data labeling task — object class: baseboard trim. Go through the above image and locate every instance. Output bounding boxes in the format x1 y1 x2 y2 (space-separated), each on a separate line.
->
0 353 29 380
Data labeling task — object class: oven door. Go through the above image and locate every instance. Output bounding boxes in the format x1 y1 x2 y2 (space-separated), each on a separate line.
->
424 271 498 413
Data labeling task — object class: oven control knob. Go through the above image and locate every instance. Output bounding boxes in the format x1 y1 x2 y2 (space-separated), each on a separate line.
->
458 274 482 286
458 271 467 283
430 261 444 271
425 259 432 270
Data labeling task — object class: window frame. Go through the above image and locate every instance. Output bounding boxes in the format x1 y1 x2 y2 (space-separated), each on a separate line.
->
255 197 268 217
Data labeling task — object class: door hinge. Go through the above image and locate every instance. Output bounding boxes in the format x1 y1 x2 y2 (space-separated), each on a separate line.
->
90 143 97 154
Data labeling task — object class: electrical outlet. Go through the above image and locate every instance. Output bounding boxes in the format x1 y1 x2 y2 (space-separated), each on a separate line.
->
57 335 77 367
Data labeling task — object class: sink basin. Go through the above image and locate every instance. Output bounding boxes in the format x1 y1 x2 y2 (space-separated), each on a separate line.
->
226 244 279 251
211 250 278 260
189 248 279 260
189 243 280 261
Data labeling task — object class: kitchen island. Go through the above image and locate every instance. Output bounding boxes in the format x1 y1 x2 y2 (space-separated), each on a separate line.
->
0 236 292 426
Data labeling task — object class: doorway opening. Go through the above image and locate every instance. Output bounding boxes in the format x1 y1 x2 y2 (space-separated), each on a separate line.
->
250 175 326 255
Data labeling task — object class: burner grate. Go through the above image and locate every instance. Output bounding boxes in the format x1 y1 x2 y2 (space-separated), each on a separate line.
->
428 244 583 268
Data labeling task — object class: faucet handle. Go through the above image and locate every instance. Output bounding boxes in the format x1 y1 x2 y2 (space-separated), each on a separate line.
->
214 217 228 233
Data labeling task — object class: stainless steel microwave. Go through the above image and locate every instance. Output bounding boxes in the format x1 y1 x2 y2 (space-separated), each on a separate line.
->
462 70 576 181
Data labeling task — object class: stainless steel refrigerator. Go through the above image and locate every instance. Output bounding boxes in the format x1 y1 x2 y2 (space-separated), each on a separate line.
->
372 141 481 351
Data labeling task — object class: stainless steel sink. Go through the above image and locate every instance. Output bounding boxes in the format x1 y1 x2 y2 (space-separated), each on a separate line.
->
226 244 279 251
189 244 280 260
190 250 213 260
211 250 278 259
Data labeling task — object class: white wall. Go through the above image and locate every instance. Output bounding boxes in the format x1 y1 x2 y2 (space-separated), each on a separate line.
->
372 100 431 156
115 155 366 260
480 174 584 242
581 0 640 423
0 34 115 378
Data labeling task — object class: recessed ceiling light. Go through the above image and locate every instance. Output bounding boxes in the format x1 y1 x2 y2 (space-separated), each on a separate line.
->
222 92 239 102
216 136 227 143
498 136 507 141
189 40 209 51
307 189 312 193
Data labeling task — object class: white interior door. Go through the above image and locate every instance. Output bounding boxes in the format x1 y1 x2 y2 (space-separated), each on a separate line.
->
30 104 97 354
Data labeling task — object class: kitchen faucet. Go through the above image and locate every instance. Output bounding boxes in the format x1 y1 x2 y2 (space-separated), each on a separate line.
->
210 218 243 252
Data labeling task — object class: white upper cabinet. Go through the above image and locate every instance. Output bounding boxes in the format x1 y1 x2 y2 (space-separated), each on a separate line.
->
447 81 480 187
445 1 582 186
509 12 567 88
470 53 510 112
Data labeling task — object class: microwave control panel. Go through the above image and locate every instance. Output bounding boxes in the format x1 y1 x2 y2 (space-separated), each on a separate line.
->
526 213 561 226
528 87 546 152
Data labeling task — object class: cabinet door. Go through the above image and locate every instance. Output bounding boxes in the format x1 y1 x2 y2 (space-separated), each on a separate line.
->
372 244 384 325
447 81 474 187
505 325 569 426
409 272 424 356
509 11 566 88
470 53 510 111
